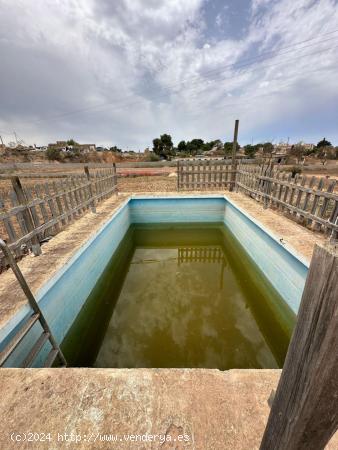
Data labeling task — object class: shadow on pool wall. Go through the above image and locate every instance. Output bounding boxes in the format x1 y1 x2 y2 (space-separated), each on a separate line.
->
62 223 296 369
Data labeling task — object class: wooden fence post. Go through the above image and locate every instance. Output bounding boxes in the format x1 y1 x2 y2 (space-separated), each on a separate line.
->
229 119 239 192
113 163 118 194
177 161 180 191
260 242 338 450
11 176 41 256
84 166 96 213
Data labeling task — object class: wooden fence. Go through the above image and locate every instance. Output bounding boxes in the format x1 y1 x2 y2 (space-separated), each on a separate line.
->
236 163 338 239
177 159 236 190
0 165 117 271
177 159 338 238
260 242 338 450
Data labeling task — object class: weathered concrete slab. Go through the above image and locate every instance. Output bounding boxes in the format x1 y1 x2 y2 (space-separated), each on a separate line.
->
0 369 336 450
225 192 326 262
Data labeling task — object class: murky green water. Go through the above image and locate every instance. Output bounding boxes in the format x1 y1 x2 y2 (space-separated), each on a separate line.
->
62 223 295 369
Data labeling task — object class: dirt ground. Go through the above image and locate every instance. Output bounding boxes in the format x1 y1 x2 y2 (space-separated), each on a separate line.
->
118 175 177 192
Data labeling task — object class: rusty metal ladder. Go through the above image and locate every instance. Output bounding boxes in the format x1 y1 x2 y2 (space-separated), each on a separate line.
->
0 239 67 368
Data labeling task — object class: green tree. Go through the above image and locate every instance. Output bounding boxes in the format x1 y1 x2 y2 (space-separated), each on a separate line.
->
152 134 174 159
177 141 187 153
262 142 274 155
316 138 332 148
152 138 162 155
202 140 222 153
110 145 122 153
185 139 204 155
223 141 240 157
67 139 78 146
243 144 257 158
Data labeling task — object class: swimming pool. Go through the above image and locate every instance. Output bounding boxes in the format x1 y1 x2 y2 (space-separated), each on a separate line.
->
0 195 308 367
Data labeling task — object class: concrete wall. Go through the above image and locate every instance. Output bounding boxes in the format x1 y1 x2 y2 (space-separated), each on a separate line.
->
0 196 308 367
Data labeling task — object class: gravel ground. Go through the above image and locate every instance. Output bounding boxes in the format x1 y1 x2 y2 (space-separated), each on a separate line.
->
117 175 177 192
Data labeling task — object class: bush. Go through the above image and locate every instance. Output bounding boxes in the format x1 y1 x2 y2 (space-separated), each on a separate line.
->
46 147 63 161
290 166 302 177
144 153 160 162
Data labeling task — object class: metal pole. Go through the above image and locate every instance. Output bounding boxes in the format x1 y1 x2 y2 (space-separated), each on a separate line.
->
0 239 67 366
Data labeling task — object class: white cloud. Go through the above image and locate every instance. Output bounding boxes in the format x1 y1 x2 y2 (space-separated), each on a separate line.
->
0 0 338 147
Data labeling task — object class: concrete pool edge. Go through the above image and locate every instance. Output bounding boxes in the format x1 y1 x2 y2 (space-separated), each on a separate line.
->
0 367 337 450
0 194 310 366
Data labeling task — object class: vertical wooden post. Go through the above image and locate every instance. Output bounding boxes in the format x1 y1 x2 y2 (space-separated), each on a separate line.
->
229 119 239 192
113 163 118 196
11 176 41 256
260 242 338 450
84 166 96 213
177 161 180 191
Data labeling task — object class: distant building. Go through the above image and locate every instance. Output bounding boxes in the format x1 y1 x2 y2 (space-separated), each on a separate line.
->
48 141 96 154
297 141 315 151
77 144 96 153
273 142 292 154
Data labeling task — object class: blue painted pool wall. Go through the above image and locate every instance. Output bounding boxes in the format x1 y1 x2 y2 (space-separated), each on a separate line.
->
129 197 225 223
223 199 308 313
1 201 131 366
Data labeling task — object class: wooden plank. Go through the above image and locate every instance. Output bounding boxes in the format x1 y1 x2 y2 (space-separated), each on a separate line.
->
329 200 338 240
282 173 292 211
177 161 180 191
9 191 27 240
60 179 73 222
318 179 336 232
208 160 211 189
260 242 338 450
300 176 316 223
113 163 118 192
43 182 60 234
288 174 299 212
70 176 82 215
0 195 18 244
11 177 41 256
34 184 50 238
53 181 66 226
236 181 338 232
309 177 324 229
76 175 86 211
293 175 307 219
24 187 41 228
219 163 223 189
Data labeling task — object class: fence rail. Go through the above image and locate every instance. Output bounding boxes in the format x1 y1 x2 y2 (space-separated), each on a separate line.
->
236 163 338 238
0 165 117 270
177 159 235 190
177 159 338 238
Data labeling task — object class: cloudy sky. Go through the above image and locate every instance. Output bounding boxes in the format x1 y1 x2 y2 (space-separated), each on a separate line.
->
0 0 338 149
